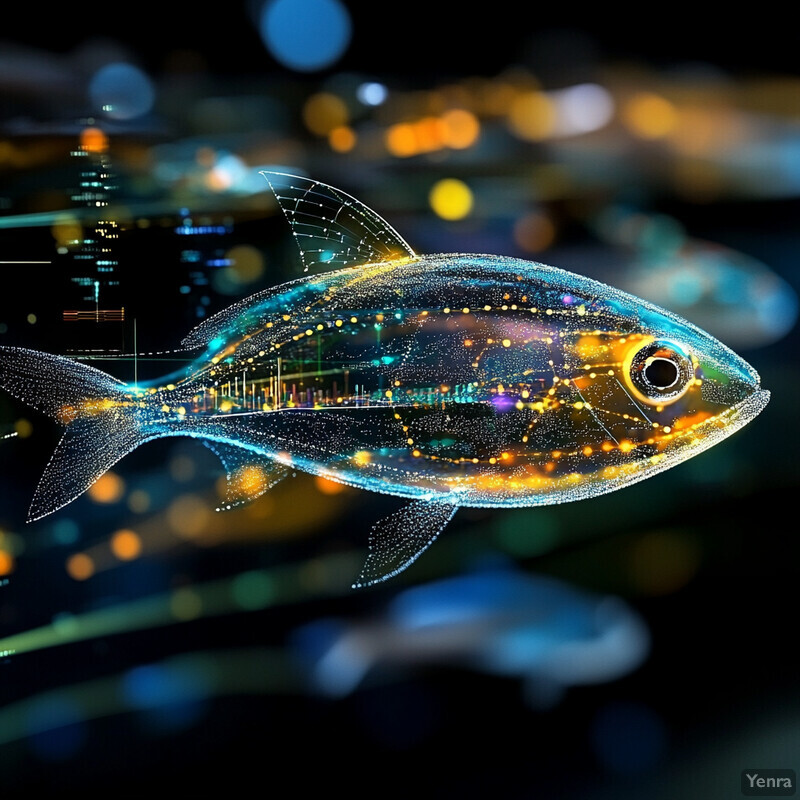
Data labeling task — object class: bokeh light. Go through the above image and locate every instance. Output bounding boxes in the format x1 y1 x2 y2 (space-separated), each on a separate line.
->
89 62 155 120
87 472 125 504
110 529 142 561
429 179 473 220
259 0 352 72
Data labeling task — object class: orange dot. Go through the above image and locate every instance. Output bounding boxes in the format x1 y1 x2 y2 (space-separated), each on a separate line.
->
440 108 480 149
111 529 142 561
80 127 108 153
385 124 417 157
329 126 357 153
88 472 125 504
67 553 94 581
315 475 345 495
0 550 14 576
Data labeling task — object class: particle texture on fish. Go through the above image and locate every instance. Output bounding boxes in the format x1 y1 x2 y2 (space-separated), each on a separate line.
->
0 173 770 587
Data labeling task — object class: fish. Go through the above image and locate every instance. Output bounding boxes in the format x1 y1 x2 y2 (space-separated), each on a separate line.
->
291 565 650 705
0 172 770 587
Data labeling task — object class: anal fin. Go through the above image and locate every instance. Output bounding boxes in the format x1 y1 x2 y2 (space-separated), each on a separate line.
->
353 498 457 589
202 440 288 511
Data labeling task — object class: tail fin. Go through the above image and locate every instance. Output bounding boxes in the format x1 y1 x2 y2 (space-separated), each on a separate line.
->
0 346 144 521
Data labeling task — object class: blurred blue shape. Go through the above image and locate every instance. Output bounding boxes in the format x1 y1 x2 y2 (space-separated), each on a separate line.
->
595 207 798 348
24 695 86 761
259 0 351 72
292 567 650 707
591 701 667 774
123 663 209 731
89 62 155 120
625 239 798 349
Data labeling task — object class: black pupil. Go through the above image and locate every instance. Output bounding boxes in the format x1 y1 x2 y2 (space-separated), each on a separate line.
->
644 358 679 389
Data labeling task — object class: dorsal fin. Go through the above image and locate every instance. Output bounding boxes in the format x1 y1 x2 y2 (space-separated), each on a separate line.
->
261 171 416 272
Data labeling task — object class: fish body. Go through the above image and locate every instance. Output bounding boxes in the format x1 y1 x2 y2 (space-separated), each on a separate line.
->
0 173 769 586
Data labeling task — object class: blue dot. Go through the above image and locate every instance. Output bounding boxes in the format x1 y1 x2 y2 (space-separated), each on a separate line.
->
260 0 352 72
357 82 388 106
52 518 80 545
89 63 155 120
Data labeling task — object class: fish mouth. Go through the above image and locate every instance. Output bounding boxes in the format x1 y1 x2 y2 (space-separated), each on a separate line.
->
731 387 770 425
657 386 769 464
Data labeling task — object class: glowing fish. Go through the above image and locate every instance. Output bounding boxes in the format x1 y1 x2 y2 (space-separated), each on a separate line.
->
0 173 769 587
292 566 650 705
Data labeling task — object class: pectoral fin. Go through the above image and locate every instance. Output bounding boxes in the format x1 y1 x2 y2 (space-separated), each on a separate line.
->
203 440 289 511
353 498 458 589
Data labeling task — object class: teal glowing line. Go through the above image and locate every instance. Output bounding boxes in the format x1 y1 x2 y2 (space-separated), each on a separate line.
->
0 553 361 659
0 648 294 746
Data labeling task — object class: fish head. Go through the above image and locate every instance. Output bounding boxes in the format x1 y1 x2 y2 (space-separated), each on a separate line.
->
413 256 771 501
509 266 771 493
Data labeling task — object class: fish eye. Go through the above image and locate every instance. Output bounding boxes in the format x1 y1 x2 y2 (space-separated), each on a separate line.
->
625 339 694 405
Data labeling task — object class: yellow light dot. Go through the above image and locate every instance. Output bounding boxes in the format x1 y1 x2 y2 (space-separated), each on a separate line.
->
489 457 497 464
66 553 94 581
583 446 593 456
111 529 142 561
303 92 348 136
623 92 678 139
429 179 473 221
412 449 421 457
619 440 634 453
329 125 357 152
26 313 37 325
350 316 357 323
502 339 511 347
574 401 584 410
353 450 371 466
88 472 125 504
335 319 343 327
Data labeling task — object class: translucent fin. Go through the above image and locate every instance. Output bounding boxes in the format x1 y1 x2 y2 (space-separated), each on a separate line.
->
203 440 288 511
29 415 142 522
0 346 149 521
0 346 129 420
261 171 416 272
353 498 457 589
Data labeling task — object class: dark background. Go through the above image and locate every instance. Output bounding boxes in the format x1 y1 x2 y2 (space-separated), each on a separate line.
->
0 6 798 797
